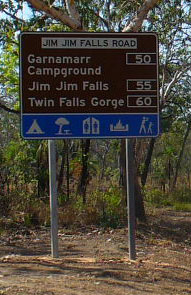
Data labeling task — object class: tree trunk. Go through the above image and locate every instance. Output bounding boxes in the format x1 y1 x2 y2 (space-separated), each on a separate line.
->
57 141 66 193
141 137 156 187
119 139 127 196
76 139 91 204
168 159 171 191
134 173 146 222
172 120 191 190
187 170 190 189
66 141 70 201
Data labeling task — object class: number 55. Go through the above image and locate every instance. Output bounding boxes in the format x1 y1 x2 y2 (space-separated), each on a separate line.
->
136 81 152 90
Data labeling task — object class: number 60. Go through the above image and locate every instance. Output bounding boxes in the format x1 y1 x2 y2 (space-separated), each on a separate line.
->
136 97 152 106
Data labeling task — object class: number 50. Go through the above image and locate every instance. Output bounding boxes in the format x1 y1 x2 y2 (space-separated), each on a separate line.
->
136 54 152 64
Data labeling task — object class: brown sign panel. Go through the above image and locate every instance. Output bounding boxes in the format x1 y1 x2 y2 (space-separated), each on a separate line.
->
20 32 159 115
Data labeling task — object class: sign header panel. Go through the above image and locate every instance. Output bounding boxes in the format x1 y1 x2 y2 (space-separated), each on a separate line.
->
20 32 159 139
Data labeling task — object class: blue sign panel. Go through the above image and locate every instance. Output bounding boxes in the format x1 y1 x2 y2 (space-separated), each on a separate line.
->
22 114 159 139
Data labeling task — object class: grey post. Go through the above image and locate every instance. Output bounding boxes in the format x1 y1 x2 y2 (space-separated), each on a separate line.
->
48 140 59 258
126 138 136 260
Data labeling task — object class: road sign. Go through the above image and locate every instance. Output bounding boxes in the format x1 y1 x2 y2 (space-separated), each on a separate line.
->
20 32 159 139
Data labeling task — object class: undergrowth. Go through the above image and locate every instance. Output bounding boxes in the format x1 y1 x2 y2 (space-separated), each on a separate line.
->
0 186 126 228
144 187 191 211
2 185 191 230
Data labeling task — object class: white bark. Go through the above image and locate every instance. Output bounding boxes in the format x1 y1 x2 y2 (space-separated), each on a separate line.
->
65 0 82 27
26 0 82 30
26 0 160 32
123 0 160 32
162 67 190 105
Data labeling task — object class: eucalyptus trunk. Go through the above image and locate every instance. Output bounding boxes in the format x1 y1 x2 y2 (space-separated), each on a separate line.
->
172 120 191 190
141 137 156 187
76 139 91 204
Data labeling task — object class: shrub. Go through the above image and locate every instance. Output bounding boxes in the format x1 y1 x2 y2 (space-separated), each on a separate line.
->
169 188 191 204
173 202 191 212
90 186 126 228
61 186 126 228
144 188 171 207
145 187 191 210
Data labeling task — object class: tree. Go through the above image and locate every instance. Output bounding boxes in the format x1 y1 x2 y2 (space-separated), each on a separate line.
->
172 119 191 190
134 0 191 189
76 139 91 203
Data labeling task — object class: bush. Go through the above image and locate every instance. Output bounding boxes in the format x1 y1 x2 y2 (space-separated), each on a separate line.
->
144 188 171 207
90 186 125 228
145 187 191 210
173 202 191 212
61 186 126 228
8 192 50 227
169 188 191 204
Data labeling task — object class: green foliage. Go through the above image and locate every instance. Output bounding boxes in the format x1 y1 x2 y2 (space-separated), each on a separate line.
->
4 138 40 184
89 186 125 228
151 121 186 185
0 36 19 96
173 203 191 212
76 0 137 31
99 188 123 227
59 186 126 228
11 192 50 226
58 193 69 206
145 187 191 210
144 188 171 207
0 189 50 226
169 188 191 204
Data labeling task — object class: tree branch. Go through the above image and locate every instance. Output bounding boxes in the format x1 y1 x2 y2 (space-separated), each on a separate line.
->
26 0 83 30
161 65 190 107
0 102 19 115
123 0 160 32
94 11 110 31
65 0 83 29
2 8 25 24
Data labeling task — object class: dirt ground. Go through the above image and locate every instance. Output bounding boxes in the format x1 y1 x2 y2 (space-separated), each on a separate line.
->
0 208 191 295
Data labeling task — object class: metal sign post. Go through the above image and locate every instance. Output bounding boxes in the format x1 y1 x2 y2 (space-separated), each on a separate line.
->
126 139 136 260
48 140 59 258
